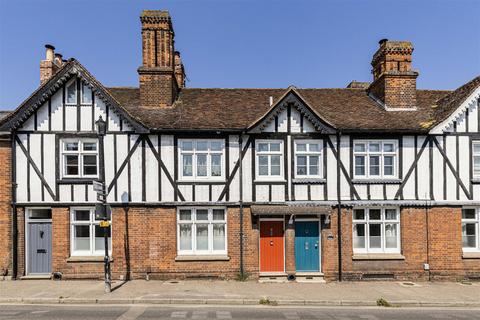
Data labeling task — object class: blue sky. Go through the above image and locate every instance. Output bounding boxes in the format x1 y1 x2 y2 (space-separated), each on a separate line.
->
0 0 479 110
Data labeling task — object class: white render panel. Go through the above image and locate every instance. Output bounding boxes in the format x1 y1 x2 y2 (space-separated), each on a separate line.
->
15 135 28 202
28 134 42 202
129 135 142 202
402 136 416 199
195 185 209 202
255 185 269 202
242 140 253 202
459 136 470 200
271 185 285 202
43 134 56 201
456 112 467 133
432 138 444 200
339 136 350 200
37 102 49 131
416 136 430 200
74 184 86 202
370 185 383 200
59 185 72 202
80 106 93 131
310 184 323 201
178 185 192 202
161 135 174 202
287 135 292 200
290 108 301 133
107 107 122 132
303 119 315 133
468 103 478 132
211 185 224 202
94 99 108 131
327 135 338 200
294 185 308 201
445 136 457 200
145 135 159 202
64 106 77 131
104 135 115 203
385 185 397 200
50 90 63 131
115 134 129 203
228 135 240 202
356 184 367 200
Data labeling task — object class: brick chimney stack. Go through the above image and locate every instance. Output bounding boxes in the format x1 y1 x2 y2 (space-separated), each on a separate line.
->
40 44 64 85
368 39 418 109
174 51 185 88
138 10 185 108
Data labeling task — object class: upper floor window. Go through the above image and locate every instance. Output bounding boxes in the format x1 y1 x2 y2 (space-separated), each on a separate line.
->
179 139 224 180
353 140 397 179
462 208 480 252
66 80 77 104
177 208 227 255
70 208 111 256
295 140 322 178
256 140 283 179
473 142 480 178
81 82 92 104
61 139 98 179
353 208 400 254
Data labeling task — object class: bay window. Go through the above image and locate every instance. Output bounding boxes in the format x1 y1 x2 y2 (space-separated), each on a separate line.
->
177 208 227 255
353 140 397 179
179 139 224 180
256 140 283 179
353 208 400 253
70 208 111 256
462 208 480 252
294 140 322 178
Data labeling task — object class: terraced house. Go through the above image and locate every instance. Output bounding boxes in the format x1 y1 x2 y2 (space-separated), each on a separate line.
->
0 10 479 282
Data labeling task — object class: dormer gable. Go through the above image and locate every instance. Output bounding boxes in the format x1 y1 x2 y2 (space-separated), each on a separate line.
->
247 88 336 134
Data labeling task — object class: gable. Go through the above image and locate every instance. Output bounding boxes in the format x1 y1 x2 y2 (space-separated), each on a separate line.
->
248 89 336 134
0 59 148 133
430 86 480 134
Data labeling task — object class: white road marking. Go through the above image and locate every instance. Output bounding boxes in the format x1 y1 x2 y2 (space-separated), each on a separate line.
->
192 311 208 319
171 311 188 318
31 310 50 314
115 306 146 320
359 315 379 320
216 311 232 319
283 311 300 319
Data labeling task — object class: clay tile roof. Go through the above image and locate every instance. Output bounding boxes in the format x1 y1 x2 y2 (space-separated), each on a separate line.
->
107 86 451 132
432 76 480 124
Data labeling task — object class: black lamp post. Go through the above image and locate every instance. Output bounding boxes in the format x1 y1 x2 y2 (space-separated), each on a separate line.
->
95 116 111 293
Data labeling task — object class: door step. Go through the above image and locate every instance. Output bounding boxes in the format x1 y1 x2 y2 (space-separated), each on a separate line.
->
259 272 288 283
295 272 325 283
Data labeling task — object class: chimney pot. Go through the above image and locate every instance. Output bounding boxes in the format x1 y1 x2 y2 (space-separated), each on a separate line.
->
45 44 55 61
378 38 388 46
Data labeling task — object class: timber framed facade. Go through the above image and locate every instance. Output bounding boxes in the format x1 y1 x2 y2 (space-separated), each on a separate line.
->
0 10 479 281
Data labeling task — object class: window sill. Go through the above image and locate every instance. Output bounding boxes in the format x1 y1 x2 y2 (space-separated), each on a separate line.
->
67 256 113 263
462 252 480 259
175 255 230 262
57 178 96 185
352 253 405 261
292 178 326 184
471 179 480 184
254 179 287 184
176 180 226 184
352 179 402 185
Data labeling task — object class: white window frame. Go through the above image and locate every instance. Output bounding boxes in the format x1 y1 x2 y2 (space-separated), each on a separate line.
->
80 82 93 105
178 139 225 181
65 79 77 105
255 139 284 181
462 207 480 252
61 138 99 179
177 207 227 256
352 207 401 254
353 140 398 179
473 142 480 178
294 139 323 178
70 207 111 257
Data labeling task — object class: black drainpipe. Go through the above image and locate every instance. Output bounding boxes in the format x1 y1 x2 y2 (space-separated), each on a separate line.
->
239 134 244 277
336 131 343 282
11 132 18 279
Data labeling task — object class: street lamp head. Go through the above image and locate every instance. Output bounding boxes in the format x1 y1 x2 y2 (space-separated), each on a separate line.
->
95 116 107 136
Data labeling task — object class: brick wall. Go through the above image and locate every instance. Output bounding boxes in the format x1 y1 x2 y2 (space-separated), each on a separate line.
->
0 138 11 278
322 206 480 281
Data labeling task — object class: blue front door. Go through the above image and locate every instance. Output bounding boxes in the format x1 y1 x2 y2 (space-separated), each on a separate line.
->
295 221 320 272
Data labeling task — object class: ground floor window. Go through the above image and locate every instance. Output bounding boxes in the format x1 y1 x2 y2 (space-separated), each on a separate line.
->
352 207 400 253
70 208 111 256
462 208 480 252
177 207 227 255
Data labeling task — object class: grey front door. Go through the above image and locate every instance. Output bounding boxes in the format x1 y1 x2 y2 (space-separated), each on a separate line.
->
28 222 52 274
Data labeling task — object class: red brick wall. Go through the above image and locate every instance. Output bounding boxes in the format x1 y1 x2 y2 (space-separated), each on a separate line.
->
322 207 480 281
0 139 12 278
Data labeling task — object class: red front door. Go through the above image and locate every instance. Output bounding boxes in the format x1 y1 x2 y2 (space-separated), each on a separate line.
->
260 221 284 272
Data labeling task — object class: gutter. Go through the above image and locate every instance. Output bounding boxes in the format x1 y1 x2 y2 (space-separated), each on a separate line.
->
238 134 244 277
10 132 17 279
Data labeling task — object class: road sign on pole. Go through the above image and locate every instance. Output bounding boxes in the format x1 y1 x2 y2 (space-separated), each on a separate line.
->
93 180 105 193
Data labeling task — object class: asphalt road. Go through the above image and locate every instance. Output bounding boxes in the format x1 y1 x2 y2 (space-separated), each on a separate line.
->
0 305 479 320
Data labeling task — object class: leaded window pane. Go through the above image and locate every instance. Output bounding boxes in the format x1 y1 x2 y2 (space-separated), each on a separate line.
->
82 83 92 104
67 82 76 104
196 154 207 176
182 155 193 176
211 154 222 176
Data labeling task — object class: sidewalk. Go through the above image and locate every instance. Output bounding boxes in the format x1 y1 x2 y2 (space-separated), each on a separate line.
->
1 279 480 307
